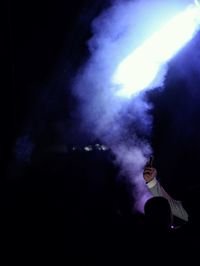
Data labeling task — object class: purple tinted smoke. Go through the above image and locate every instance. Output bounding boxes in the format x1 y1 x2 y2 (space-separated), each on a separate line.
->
72 0 195 212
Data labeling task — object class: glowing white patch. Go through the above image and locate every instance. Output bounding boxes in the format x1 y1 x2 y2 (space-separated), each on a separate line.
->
113 4 200 98
195 0 200 8
84 146 93 151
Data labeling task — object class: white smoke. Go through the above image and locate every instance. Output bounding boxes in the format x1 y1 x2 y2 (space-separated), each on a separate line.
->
72 0 195 211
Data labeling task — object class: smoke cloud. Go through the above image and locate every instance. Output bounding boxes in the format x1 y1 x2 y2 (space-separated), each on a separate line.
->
72 0 196 211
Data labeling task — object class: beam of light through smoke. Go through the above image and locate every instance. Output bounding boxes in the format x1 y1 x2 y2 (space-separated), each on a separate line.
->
195 0 200 8
72 0 200 212
113 3 200 98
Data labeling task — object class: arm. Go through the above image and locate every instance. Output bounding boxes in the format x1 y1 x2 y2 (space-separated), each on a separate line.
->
143 167 188 222
147 178 188 221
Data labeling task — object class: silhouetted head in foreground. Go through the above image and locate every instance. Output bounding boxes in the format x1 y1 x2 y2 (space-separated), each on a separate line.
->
144 196 172 233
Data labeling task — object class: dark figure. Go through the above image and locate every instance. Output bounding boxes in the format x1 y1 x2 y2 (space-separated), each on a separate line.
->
143 164 188 222
143 161 200 263
144 196 173 233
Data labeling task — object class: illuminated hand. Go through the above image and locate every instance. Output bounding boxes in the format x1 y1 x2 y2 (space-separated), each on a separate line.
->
143 166 157 183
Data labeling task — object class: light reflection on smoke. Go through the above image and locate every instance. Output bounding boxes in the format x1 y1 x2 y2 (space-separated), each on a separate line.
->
72 0 197 212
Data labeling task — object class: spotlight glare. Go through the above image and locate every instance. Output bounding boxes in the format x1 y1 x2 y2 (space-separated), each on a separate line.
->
113 4 200 98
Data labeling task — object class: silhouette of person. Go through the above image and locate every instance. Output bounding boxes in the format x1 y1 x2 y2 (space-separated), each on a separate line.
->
143 159 188 222
142 157 200 263
144 196 173 233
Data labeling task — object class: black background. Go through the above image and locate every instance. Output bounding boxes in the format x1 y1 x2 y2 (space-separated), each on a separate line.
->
2 1 200 262
3 0 200 202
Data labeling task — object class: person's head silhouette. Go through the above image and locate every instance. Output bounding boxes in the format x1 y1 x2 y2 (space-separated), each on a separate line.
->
144 196 172 233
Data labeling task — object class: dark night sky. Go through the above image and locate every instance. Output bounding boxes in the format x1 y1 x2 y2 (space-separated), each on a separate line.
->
3 0 200 199
3 2 200 263
2 0 108 171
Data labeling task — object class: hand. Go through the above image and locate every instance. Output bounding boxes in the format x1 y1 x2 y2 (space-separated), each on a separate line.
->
143 166 157 183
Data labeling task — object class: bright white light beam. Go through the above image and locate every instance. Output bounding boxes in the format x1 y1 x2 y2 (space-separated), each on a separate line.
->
113 3 200 98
